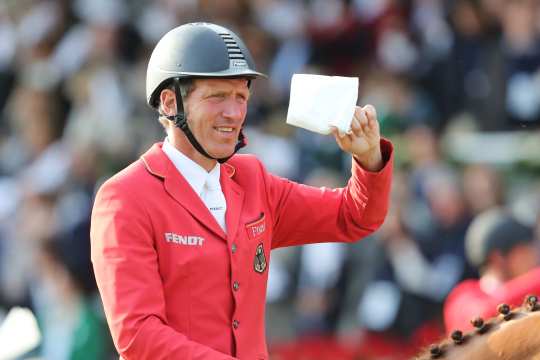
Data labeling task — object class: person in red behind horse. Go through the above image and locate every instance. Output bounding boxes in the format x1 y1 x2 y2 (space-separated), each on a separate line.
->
444 207 540 334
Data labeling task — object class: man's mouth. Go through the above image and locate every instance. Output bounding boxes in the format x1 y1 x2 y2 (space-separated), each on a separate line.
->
215 127 234 133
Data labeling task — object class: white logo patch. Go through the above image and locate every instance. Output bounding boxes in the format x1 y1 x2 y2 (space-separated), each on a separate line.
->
165 233 204 246
231 59 247 68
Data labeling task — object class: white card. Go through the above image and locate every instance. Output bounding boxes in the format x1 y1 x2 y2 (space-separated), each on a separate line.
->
286 74 358 135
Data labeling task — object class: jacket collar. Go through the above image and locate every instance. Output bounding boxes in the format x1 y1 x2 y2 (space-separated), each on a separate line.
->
162 137 220 196
141 143 236 179
141 143 244 242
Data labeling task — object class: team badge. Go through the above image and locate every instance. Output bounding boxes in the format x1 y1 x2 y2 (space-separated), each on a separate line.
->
254 243 267 274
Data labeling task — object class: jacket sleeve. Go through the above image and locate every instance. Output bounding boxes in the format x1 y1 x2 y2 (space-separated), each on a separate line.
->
265 138 394 249
90 180 237 360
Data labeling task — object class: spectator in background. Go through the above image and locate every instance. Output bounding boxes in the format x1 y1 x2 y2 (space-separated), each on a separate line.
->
444 208 540 333
462 163 505 216
501 0 540 127
33 222 112 360
403 125 448 239
0 81 70 307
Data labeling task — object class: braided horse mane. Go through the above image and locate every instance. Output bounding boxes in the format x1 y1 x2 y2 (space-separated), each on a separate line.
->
414 295 540 360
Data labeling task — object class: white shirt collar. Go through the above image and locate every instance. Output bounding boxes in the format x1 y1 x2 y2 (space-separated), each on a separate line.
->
162 137 221 196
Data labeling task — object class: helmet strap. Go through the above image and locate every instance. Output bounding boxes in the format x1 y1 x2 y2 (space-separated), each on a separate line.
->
161 78 247 164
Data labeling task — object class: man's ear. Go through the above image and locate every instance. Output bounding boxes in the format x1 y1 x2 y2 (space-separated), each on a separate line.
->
160 89 177 115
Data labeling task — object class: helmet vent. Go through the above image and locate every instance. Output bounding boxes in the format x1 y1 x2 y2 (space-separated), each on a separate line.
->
218 33 245 60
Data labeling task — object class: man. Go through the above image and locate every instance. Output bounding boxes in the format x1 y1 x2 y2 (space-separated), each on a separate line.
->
90 22 393 359
444 207 540 333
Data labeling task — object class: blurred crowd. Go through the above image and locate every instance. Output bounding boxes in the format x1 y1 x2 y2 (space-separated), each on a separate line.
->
0 0 540 359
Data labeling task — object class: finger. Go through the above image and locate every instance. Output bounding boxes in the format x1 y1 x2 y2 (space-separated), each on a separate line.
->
363 104 377 123
332 130 349 150
364 105 379 133
332 131 340 144
353 106 363 121
363 105 378 130
368 117 380 135
355 122 370 144
350 116 362 137
357 108 368 127
330 126 346 138
331 126 350 144
351 108 368 135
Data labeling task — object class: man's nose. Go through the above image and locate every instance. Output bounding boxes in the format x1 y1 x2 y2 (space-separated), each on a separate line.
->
222 100 246 121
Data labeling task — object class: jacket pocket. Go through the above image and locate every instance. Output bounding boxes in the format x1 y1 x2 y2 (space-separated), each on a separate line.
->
245 212 266 241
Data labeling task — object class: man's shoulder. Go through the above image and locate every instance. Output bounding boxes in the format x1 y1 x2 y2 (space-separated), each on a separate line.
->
108 159 148 184
226 153 265 174
96 161 134 190
228 153 259 164
96 157 158 199
99 143 166 191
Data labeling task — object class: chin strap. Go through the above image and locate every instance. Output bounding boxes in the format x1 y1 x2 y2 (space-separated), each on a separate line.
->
160 78 247 164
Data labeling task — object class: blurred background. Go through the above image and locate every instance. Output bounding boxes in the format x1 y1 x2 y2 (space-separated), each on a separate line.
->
0 0 539 359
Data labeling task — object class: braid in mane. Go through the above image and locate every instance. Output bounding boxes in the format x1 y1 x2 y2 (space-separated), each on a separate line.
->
414 294 540 360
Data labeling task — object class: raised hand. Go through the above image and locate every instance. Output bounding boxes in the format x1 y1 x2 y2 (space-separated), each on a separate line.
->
331 104 383 171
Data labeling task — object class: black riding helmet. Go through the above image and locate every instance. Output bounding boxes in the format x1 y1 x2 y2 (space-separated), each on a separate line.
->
146 22 267 163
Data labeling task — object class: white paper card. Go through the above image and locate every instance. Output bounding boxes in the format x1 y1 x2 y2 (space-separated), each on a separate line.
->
286 74 358 135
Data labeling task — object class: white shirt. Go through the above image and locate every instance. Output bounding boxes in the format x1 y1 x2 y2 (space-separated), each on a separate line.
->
162 137 227 233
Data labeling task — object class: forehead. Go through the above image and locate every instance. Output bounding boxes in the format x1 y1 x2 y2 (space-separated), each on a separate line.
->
193 78 249 92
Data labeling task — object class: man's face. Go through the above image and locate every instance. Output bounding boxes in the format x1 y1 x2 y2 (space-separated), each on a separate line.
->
183 78 250 159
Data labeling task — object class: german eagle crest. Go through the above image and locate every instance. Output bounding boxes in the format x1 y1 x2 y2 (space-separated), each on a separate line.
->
254 243 267 273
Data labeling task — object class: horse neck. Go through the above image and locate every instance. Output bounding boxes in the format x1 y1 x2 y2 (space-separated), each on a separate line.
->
416 298 540 360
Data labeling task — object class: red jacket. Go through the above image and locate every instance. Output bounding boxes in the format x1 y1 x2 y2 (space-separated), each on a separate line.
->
90 140 393 360
444 266 540 333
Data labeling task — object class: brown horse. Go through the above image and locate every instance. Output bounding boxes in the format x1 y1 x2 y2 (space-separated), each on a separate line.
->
415 295 540 360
